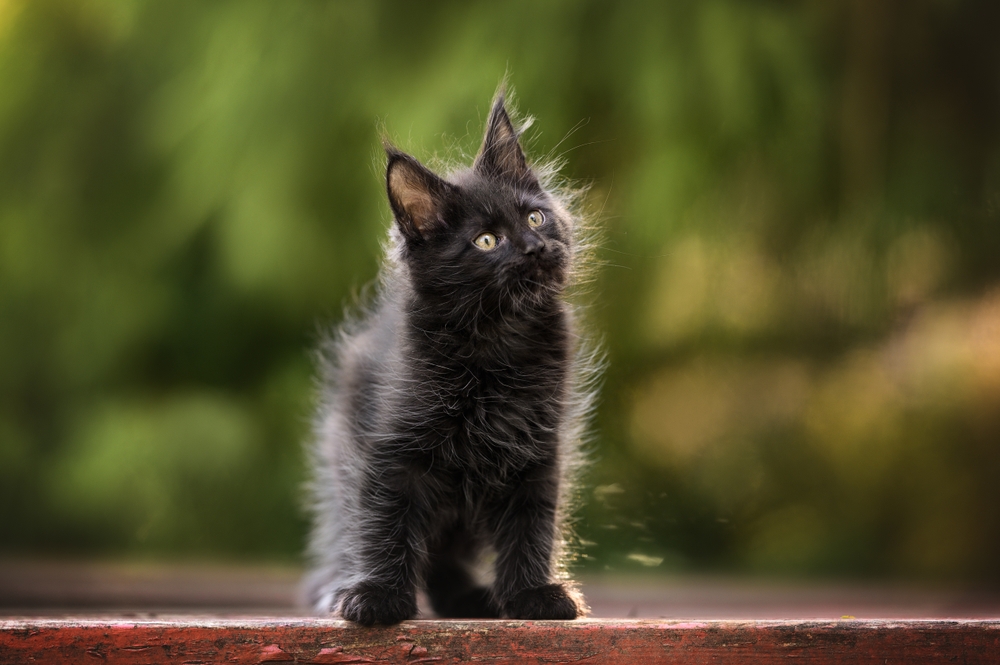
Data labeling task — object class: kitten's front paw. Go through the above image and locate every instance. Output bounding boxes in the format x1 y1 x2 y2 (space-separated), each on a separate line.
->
338 581 417 626
503 583 581 620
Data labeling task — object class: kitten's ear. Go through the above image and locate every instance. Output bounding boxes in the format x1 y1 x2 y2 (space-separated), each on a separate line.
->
385 146 455 240
474 94 536 185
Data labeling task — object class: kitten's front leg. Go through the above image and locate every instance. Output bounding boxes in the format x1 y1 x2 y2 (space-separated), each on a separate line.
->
489 461 582 620
338 465 425 625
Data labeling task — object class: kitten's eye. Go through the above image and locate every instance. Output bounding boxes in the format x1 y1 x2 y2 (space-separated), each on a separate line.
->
474 232 498 251
527 210 545 228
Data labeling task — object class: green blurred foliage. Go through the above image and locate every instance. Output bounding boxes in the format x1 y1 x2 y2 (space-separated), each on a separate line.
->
1 0 999 580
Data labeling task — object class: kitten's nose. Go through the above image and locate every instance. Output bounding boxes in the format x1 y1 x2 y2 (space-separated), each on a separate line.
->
523 233 545 255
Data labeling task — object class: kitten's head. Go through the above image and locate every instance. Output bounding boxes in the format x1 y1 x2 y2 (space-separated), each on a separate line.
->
385 94 574 312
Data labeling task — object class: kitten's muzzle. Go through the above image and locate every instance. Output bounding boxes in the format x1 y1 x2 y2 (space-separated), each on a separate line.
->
521 232 546 255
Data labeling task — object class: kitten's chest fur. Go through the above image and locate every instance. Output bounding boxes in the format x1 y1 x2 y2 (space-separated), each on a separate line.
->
403 299 570 470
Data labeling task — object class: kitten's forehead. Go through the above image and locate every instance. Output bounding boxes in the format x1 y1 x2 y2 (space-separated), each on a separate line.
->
451 168 544 215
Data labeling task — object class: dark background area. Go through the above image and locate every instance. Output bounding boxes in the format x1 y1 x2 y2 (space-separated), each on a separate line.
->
2 0 1000 585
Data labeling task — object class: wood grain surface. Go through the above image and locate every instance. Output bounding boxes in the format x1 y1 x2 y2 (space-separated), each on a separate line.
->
2 618 998 664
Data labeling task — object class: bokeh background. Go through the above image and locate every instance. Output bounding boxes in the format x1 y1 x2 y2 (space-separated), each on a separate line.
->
2 0 999 585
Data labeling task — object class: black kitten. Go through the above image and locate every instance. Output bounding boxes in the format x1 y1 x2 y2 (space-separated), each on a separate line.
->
305 91 598 625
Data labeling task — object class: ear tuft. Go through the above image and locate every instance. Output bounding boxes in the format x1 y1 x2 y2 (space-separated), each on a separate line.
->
385 146 454 240
474 93 534 184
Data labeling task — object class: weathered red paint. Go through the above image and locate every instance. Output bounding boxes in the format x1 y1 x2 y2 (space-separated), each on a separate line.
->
1 618 998 664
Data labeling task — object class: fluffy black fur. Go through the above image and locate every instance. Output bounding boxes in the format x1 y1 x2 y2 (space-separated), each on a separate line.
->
305 91 597 625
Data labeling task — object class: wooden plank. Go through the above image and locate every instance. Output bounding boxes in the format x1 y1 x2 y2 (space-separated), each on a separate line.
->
1 618 998 664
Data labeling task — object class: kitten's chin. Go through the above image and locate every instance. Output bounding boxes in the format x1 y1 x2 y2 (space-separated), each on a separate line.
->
505 258 568 297
505 279 566 311
525 269 568 296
